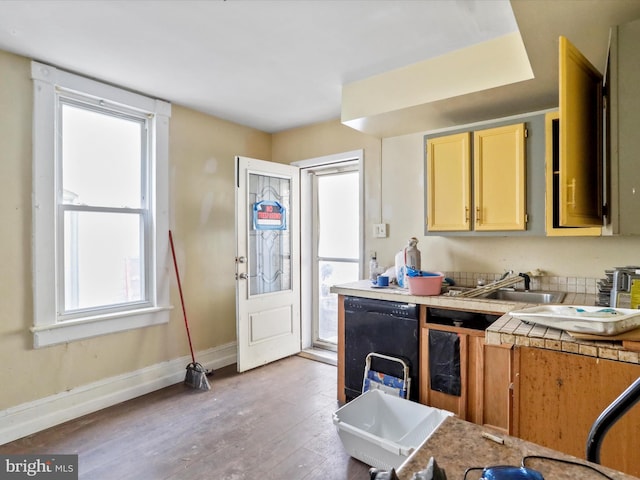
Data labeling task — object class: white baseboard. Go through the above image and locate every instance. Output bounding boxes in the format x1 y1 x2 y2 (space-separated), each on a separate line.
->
0 342 237 445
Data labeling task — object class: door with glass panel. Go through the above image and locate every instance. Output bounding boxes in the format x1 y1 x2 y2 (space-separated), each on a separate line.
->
235 156 300 372
313 167 360 347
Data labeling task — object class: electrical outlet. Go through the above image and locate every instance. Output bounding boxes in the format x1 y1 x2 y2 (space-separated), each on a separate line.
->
373 223 387 238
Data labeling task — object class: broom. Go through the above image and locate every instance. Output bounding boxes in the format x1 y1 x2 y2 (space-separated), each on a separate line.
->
169 230 212 391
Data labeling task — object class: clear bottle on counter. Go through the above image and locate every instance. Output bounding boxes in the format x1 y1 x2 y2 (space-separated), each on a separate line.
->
369 254 379 282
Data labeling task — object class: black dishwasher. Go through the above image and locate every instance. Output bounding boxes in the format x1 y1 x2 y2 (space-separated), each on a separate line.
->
344 296 419 402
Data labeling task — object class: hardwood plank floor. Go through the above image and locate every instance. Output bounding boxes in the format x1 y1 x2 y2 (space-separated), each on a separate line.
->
0 356 370 480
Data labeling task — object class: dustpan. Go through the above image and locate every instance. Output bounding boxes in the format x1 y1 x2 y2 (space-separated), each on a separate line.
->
184 362 211 390
362 352 411 399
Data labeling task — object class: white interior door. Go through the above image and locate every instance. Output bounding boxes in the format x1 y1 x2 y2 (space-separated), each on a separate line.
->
235 156 300 372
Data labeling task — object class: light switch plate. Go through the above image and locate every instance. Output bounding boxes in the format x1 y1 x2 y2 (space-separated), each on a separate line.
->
373 223 387 238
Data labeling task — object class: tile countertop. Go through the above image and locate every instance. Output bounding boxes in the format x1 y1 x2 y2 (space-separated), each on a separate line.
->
331 281 640 365
396 416 635 480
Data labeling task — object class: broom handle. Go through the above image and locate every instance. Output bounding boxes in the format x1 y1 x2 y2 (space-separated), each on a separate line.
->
169 230 196 364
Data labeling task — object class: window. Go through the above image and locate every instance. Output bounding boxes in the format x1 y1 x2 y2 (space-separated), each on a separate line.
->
31 61 171 348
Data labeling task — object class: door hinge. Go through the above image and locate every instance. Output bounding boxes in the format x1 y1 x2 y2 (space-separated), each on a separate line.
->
524 128 528 138
525 213 529 224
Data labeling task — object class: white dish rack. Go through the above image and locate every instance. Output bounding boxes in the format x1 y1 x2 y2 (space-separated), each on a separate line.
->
509 305 640 335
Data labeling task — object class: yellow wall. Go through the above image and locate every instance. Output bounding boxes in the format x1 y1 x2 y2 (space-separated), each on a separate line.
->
0 49 270 411
272 119 380 164
169 105 271 350
272 120 382 262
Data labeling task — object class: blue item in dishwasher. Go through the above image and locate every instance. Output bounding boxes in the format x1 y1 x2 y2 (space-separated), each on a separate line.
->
362 353 411 399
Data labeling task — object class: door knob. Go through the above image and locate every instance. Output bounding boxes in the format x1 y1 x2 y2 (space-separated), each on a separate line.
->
238 272 248 280
236 256 246 263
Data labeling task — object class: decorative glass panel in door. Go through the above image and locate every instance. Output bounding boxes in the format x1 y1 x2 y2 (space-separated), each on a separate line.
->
248 173 291 295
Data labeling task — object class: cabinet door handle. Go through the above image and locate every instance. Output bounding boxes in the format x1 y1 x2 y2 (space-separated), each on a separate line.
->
476 206 481 224
465 207 469 224
567 178 576 208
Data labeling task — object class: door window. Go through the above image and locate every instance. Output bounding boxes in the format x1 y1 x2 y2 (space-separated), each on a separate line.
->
248 173 291 295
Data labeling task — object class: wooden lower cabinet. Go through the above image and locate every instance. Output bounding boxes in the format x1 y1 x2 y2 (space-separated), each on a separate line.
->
482 343 514 435
419 323 482 418
515 346 640 477
420 320 514 435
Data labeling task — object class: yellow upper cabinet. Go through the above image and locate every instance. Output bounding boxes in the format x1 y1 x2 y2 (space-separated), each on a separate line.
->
559 36 603 227
545 111 601 236
473 124 526 231
426 123 526 232
426 132 471 231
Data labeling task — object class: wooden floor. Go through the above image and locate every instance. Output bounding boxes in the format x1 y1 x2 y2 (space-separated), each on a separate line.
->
0 356 370 480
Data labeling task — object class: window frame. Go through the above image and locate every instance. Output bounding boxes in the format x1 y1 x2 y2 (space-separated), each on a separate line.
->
294 150 364 352
31 61 172 348
311 162 360 349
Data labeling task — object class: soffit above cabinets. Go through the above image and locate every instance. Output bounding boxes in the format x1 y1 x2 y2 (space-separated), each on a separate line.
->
342 0 640 138
341 32 535 138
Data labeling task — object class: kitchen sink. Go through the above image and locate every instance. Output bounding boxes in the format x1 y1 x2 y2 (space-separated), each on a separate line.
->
483 289 565 304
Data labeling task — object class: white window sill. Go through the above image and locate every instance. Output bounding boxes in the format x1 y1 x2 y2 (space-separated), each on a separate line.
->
31 306 172 348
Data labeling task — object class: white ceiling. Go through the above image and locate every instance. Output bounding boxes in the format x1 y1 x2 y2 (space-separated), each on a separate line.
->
1 1 640 135
0 0 518 133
